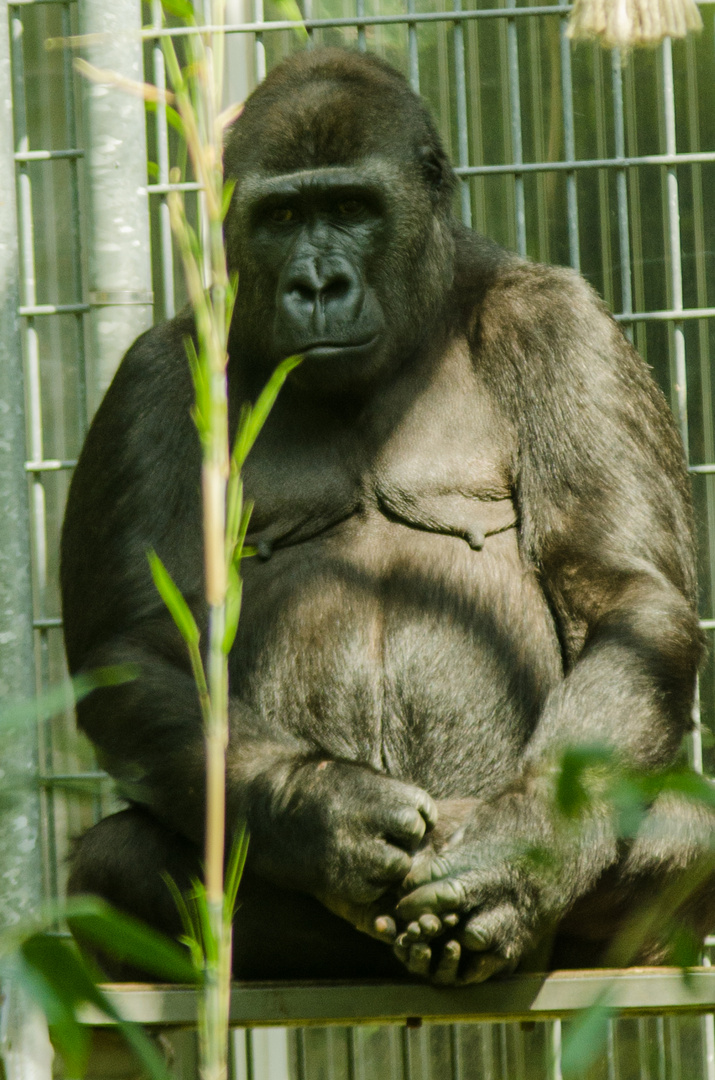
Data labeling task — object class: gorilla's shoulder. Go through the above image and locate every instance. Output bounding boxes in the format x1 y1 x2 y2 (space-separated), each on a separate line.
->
473 250 626 380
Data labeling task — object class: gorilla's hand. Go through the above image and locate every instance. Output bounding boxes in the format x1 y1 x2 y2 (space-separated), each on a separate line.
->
383 794 571 984
390 844 541 983
253 759 438 906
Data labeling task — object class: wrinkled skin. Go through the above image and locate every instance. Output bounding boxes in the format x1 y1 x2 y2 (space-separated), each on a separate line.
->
62 48 710 985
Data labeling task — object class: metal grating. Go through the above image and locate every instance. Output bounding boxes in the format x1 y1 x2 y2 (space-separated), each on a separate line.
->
2 0 715 1076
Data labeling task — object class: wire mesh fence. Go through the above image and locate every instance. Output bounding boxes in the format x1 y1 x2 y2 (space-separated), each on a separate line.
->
2 0 715 1075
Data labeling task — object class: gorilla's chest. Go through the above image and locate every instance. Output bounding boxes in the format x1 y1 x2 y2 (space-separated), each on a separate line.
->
245 338 516 552
235 342 560 796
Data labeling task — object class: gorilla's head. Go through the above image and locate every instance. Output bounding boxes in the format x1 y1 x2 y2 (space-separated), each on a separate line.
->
224 48 458 396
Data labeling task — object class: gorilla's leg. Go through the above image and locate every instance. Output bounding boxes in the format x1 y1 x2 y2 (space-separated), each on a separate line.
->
555 791 715 967
69 807 405 980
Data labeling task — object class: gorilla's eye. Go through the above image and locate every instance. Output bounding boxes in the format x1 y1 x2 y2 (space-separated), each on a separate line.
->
269 206 294 223
336 199 364 217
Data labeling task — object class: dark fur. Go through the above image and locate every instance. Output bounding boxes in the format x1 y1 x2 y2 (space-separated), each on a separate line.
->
62 48 709 983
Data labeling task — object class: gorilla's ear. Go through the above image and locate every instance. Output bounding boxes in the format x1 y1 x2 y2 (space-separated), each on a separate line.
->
418 145 449 199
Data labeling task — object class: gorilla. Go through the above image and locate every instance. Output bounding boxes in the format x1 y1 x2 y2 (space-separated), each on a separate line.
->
62 47 708 985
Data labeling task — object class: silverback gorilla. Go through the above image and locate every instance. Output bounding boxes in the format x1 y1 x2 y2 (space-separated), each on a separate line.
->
62 47 709 985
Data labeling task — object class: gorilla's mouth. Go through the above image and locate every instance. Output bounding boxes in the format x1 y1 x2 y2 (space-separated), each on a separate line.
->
299 335 380 360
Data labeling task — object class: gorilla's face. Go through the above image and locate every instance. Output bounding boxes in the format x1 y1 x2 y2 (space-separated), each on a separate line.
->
243 164 388 389
224 49 457 397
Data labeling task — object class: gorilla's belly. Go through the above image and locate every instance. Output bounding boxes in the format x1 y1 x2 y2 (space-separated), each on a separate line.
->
235 512 563 799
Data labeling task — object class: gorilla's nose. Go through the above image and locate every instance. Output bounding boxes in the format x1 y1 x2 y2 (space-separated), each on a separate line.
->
281 258 364 335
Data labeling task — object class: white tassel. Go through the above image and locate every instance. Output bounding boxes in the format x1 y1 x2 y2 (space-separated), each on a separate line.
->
567 0 702 47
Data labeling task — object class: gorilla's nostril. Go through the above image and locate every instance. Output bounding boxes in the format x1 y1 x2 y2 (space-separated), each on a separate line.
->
323 276 351 301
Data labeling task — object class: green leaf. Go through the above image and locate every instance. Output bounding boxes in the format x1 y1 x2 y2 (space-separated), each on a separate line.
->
161 0 195 19
555 744 614 818
222 564 243 654
18 934 172 1080
0 665 138 729
273 0 308 39
561 1002 612 1077
148 550 200 646
65 896 197 983
165 105 186 140
147 160 159 180
224 823 249 919
185 334 209 441
233 355 302 469
221 179 237 222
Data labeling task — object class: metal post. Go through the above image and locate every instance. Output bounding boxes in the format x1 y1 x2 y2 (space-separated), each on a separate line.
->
0 4 52 1077
78 0 153 416
0 982 53 1080
0 0 44 934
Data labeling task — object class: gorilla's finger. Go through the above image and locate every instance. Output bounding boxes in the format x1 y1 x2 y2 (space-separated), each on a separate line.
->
419 914 443 938
443 913 460 928
373 915 397 941
372 843 413 884
396 877 467 920
394 941 410 965
460 904 517 953
407 942 432 978
417 792 439 831
461 952 510 985
432 940 461 985
384 806 429 851
400 854 454 893
405 921 423 941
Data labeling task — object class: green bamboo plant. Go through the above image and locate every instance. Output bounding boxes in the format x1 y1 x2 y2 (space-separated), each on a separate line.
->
139 3 300 1075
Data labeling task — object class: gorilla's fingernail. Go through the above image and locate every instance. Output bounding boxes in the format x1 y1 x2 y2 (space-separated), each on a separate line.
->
443 913 459 927
374 916 396 938
444 939 460 957
396 932 410 949
419 914 442 936
406 921 422 940
463 927 490 951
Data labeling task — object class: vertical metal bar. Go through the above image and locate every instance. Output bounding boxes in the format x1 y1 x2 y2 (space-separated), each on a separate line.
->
0 0 43 926
667 1016 682 1080
592 45 613 308
611 49 633 340
401 1026 413 1080
407 0 419 92
505 0 525 254
356 0 366 51
304 0 314 48
551 1021 563 1080
638 1018 651 1080
702 945 715 1080
528 14 549 262
295 1028 307 1080
152 0 176 319
254 0 266 82
660 36 688 458
78 0 153 415
245 1028 255 1080
450 1025 462 1080
607 1019 619 1080
656 1016 667 1080
559 0 579 269
347 1027 359 1080
60 1 89 432
452 0 471 227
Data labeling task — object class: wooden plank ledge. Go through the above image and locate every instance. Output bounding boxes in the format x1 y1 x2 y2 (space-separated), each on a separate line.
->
78 968 715 1027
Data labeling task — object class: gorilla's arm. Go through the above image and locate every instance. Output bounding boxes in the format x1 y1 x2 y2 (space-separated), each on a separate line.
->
394 262 703 980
